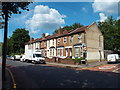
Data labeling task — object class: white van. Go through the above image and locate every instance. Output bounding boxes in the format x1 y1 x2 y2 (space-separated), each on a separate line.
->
107 54 120 63
25 50 46 64
20 55 25 62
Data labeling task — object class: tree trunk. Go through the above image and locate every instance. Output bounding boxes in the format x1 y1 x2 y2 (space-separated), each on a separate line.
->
2 12 8 89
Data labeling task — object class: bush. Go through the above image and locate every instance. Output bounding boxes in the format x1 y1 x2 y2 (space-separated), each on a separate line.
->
72 57 85 63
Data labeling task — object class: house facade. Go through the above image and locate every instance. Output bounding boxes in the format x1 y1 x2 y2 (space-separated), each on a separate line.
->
25 22 104 62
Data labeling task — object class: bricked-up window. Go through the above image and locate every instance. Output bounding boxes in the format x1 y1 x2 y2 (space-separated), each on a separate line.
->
78 33 82 43
63 37 67 43
70 35 74 43
58 38 60 44
75 48 79 57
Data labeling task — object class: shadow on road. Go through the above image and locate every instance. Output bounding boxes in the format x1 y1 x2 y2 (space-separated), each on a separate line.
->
7 64 120 89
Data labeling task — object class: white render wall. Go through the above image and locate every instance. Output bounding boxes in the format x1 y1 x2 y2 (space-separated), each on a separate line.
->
86 51 104 61
47 38 57 58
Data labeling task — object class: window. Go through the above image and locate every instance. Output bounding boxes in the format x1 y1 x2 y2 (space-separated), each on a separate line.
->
44 41 46 47
53 39 54 46
35 42 39 49
50 49 52 56
75 48 79 57
70 35 73 43
28 44 31 49
58 38 60 44
78 33 82 43
63 37 67 43
53 49 54 56
57 49 60 56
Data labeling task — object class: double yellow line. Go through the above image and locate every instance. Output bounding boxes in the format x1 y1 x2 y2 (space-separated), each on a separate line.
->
6 68 17 89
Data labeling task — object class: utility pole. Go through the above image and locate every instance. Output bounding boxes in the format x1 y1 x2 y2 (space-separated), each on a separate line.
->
2 10 8 89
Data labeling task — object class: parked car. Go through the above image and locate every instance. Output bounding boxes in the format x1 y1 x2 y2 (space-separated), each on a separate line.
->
10 56 14 60
14 55 21 61
107 54 120 63
20 55 25 62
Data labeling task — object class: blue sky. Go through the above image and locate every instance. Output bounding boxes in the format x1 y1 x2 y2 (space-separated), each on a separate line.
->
0 1 119 42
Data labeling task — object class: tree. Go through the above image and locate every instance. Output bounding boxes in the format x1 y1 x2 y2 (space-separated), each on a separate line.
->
10 28 30 54
1 2 32 89
98 16 120 54
53 23 84 34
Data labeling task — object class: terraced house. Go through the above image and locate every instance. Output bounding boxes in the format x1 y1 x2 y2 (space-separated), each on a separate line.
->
25 22 104 63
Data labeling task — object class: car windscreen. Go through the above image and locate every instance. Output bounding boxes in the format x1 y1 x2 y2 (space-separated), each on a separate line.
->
34 54 44 57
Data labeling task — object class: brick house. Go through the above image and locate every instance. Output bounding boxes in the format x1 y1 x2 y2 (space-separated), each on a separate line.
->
25 22 104 62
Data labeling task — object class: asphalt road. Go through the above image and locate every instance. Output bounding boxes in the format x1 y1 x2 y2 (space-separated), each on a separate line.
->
5 59 120 88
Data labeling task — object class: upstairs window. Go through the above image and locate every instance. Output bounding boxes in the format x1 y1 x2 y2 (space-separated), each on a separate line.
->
53 39 54 46
44 41 46 47
70 35 73 43
78 33 82 43
58 38 60 44
64 37 67 43
35 42 39 49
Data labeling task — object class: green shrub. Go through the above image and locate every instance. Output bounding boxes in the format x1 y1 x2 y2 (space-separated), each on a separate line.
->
72 57 85 63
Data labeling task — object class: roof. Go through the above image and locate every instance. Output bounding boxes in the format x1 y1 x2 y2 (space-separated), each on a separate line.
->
26 22 96 44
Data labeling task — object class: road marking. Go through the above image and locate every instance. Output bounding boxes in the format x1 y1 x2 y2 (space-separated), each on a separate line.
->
99 66 116 70
6 68 17 89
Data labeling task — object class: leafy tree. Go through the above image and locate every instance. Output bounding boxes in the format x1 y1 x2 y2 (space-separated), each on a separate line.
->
98 16 120 53
8 28 30 55
53 23 84 34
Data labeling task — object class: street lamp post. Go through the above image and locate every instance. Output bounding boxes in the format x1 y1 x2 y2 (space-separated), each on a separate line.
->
99 35 102 62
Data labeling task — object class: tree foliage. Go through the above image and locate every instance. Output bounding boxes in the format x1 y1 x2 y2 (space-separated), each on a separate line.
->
2 2 31 18
7 28 30 55
98 16 120 53
53 23 84 34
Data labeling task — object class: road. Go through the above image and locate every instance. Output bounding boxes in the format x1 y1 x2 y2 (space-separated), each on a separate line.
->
1 59 120 88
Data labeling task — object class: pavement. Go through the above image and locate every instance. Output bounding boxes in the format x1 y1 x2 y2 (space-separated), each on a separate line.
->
45 61 120 73
45 61 108 68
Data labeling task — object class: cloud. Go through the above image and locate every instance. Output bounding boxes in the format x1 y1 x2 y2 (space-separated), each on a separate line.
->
92 0 119 14
25 5 66 34
117 16 120 20
82 7 87 12
98 13 108 22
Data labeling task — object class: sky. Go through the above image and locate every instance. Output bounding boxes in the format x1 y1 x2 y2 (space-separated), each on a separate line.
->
0 0 119 42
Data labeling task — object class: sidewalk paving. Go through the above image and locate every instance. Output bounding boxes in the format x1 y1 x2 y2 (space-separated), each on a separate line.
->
46 61 108 69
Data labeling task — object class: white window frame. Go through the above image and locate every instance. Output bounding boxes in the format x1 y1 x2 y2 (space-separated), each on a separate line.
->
70 35 73 43
44 41 46 47
78 33 82 43
53 39 54 46
63 37 67 44
50 49 52 56
57 49 60 56
57 38 60 44
75 48 79 57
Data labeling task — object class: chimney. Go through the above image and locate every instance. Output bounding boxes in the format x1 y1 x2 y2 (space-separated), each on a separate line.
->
30 38 34 41
42 33 45 38
58 27 63 35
